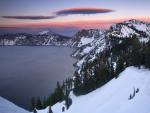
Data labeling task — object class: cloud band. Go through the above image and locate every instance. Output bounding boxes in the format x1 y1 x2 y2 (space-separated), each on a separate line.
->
55 8 114 15
2 16 56 20
1 8 114 20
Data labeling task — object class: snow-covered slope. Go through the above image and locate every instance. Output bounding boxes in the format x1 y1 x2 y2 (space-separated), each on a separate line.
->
108 19 150 42
72 19 150 74
71 29 106 70
71 29 105 47
37 67 150 113
0 97 29 113
0 31 71 46
38 30 49 35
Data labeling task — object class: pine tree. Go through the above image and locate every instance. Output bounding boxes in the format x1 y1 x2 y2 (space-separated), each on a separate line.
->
43 96 47 109
145 43 150 68
73 73 82 95
31 97 36 110
65 95 72 110
33 108 37 113
115 57 124 78
55 82 64 102
130 38 142 67
62 106 65 112
48 106 53 113
36 98 43 109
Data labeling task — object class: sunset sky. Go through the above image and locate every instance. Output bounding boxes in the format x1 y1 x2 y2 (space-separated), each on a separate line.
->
0 0 150 35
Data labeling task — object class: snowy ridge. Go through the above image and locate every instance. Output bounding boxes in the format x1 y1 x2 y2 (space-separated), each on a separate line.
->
37 67 150 113
72 29 106 69
108 19 150 41
73 19 150 74
1 19 150 113
0 97 29 113
76 32 106 68
71 29 104 47
0 32 71 46
38 30 49 35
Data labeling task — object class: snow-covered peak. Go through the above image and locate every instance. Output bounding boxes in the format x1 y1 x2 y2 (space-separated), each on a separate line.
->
109 19 150 39
39 30 54 35
72 29 107 69
124 19 148 25
72 19 150 75
74 29 105 40
71 29 105 47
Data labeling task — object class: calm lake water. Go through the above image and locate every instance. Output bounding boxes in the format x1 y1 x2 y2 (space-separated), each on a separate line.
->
0 46 76 110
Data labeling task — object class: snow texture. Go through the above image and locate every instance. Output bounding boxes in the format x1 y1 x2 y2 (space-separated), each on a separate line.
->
37 67 150 113
39 30 49 35
0 97 29 113
77 37 94 47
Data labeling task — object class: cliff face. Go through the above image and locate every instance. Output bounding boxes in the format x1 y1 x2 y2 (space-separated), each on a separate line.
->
72 19 150 75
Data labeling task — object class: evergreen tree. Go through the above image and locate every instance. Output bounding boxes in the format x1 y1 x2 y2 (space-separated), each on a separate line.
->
62 106 65 112
33 108 37 113
145 43 150 68
130 38 142 67
115 57 124 78
36 98 43 109
43 96 47 109
73 73 82 95
55 82 64 102
31 97 36 110
48 106 53 113
65 95 72 110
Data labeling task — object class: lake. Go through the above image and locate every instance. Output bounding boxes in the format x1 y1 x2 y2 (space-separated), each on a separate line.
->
0 46 76 110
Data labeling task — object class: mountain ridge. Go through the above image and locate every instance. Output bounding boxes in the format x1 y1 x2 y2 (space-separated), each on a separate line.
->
1 19 150 113
0 31 71 46
72 19 150 74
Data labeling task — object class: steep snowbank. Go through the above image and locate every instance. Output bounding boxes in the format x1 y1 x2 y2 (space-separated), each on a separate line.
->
0 97 29 113
38 67 150 113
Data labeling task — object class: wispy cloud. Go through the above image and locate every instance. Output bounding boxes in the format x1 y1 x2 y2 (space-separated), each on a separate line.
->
55 8 114 16
2 16 56 20
1 7 114 20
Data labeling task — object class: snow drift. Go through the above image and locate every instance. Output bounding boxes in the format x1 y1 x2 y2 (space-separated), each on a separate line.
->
0 97 29 113
37 67 150 113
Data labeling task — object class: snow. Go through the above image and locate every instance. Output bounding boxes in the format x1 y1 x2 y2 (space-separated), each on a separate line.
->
121 26 133 37
134 24 147 31
74 31 106 69
0 97 29 113
139 37 149 43
118 25 137 37
16 36 26 39
3 39 16 45
79 46 94 56
37 67 150 113
82 46 93 53
39 30 49 35
76 58 85 67
77 37 94 47
110 19 150 39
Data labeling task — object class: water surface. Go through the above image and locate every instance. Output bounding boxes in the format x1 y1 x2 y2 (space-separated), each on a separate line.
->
0 46 75 110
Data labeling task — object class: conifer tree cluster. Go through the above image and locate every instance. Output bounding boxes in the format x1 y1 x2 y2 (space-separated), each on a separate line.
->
31 36 150 111
73 37 150 95
30 78 73 111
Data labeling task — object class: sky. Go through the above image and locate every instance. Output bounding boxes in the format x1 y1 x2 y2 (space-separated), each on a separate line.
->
0 0 150 35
